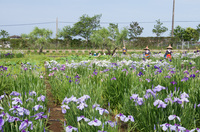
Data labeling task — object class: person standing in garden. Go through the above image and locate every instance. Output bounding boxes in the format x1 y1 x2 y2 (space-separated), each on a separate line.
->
122 46 127 55
143 46 151 59
164 45 173 59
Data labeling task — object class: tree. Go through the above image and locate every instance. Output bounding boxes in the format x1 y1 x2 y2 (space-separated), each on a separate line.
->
173 26 185 41
129 22 144 39
91 27 110 52
184 27 199 42
108 23 119 41
91 26 128 55
197 24 200 36
0 30 9 43
152 19 168 37
174 26 199 42
28 27 53 52
116 27 128 47
73 14 102 47
58 26 74 47
58 26 74 40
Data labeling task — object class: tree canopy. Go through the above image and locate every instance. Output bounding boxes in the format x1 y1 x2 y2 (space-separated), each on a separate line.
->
152 19 168 37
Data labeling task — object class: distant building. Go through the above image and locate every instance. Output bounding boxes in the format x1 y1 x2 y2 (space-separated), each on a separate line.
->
10 35 21 39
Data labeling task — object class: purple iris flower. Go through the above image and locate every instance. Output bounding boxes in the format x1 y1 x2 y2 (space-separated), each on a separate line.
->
96 107 109 115
12 97 23 105
153 99 167 108
164 97 172 103
180 92 189 99
164 75 171 78
69 80 73 83
10 91 21 96
0 117 4 131
147 65 150 67
65 126 78 132
6 113 22 122
29 91 36 96
33 105 43 111
183 70 189 74
115 113 126 121
26 98 34 102
145 89 156 98
154 65 159 69
171 81 177 85
19 119 33 131
146 79 151 82
181 77 189 82
75 75 80 79
92 104 100 109
77 95 90 103
124 115 134 122
77 103 88 110
88 119 102 126
168 115 181 122
61 105 70 113
77 116 90 122
170 71 176 74
197 104 200 107
105 120 116 128
122 69 127 72
190 74 196 78
153 85 166 93
138 71 143 76
130 94 138 100
62 95 77 104
37 95 45 102
160 123 171 131
173 97 182 104
103 69 109 73
111 77 116 80
31 112 47 120
0 95 4 100
93 71 98 75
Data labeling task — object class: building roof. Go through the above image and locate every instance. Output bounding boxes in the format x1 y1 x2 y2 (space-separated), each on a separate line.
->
10 35 21 39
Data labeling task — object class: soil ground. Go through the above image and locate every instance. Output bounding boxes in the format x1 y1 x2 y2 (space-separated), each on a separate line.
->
45 74 65 132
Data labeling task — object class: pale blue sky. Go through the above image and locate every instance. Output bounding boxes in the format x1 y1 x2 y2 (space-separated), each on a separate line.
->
0 0 200 37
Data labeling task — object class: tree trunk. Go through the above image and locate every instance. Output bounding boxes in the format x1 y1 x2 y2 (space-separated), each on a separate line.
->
112 47 118 55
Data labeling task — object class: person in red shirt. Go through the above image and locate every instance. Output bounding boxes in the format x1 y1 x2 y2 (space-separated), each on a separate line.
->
164 45 173 59
143 46 151 59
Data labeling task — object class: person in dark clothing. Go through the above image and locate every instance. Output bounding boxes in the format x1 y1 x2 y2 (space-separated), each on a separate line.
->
122 46 127 55
164 45 173 59
143 46 151 59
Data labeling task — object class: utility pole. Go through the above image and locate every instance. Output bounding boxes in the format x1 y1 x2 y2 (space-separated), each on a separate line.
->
56 17 58 50
171 0 175 37
56 17 58 38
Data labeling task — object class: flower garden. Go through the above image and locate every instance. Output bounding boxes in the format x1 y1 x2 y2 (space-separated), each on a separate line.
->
0 51 200 132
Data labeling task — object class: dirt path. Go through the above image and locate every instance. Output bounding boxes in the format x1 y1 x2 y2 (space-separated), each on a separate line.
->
45 72 65 132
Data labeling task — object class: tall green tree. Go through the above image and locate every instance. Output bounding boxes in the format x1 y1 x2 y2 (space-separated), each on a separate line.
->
174 26 199 42
197 24 200 36
29 27 53 52
184 27 199 42
116 27 129 47
73 14 102 47
108 23 119 41
0 30 9 43
58 26 74 40
152 19 168 37
129 22 144 39
91 26 128 55
173 26 185 41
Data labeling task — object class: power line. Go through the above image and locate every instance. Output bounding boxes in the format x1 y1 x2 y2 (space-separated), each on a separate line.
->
0 22 55 27
0 20 200 27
